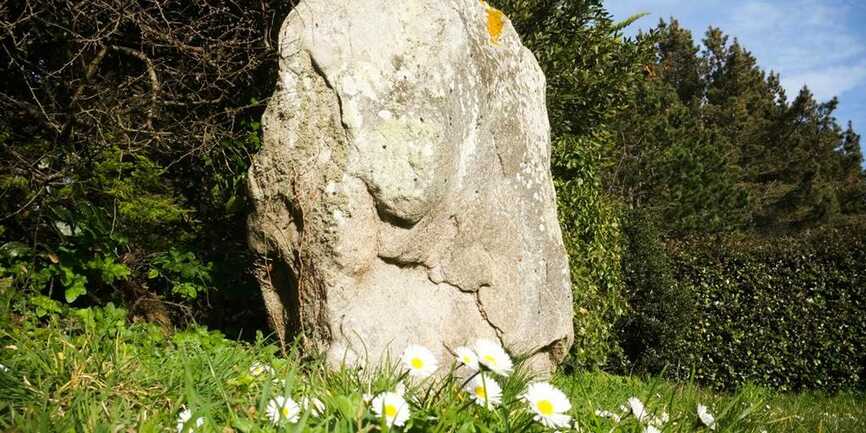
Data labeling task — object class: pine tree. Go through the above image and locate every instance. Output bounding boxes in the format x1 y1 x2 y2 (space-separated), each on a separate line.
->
606 22 746 233
607 21 866 233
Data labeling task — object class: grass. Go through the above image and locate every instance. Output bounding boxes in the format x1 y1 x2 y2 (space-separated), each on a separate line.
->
0 303 863 433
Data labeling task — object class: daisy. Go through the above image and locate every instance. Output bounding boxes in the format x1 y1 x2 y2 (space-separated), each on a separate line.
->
651 411 670 427
644 425 661 433
628 397 649 422
697 404 717 430
464 373 502 408
266 395 300 425
454 346 480 370
249 361 275 377
175 406 204 433
301 396 326 416
400 345 438 378
473 339 513 376
523 382 572 429
371 391 411 427
395 381 407 397
595 409 622 423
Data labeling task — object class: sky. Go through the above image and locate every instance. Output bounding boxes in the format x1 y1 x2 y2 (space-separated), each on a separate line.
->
606 0 866 157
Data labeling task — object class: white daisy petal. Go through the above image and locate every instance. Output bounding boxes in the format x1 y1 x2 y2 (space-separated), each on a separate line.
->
249 361 275 377
454 346 480 370
464 373 502 408
524 382 572 428
644 425 661 433
400 344 438 378
473 339 513 376
536 413 571 429
301 396 326 416
395 381 407 397
176 406 205 433
266 395 300 425
628 397 649 422
650 411 670 427
698 404 717 430
595 409 622 423
371 391 411 427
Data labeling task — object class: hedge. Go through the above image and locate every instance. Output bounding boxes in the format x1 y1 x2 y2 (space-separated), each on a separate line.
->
616 210 692 374
660 221 866 391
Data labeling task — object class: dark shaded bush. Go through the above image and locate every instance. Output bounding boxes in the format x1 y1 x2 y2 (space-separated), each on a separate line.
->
0 0 292 334
664 220 866 391
616 209 693 373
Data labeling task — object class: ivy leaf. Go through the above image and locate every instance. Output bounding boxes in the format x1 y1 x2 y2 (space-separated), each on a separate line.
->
85 255 130 284
30 295 62 317
60 266 88 303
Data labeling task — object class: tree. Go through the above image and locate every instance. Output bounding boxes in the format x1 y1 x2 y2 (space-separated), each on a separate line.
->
606 21 866 234
0 0 291 330
606 20 746 234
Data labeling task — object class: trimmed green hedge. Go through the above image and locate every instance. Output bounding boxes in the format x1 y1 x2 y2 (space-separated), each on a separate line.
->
662 222 866 391
617 210 692 373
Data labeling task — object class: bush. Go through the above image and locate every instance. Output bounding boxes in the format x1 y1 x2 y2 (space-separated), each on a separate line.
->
664 221 866 391
617 209 693 373
0 1 291 332
496 0 653 369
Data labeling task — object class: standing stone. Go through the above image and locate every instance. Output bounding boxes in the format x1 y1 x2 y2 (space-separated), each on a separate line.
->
247 0 573 373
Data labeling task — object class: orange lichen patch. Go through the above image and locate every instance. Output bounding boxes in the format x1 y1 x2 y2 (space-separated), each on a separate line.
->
481 1 506 44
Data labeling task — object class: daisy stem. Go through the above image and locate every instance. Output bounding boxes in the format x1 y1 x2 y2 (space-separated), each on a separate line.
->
427 362 460 404
459 370 481 391
481 373 489 409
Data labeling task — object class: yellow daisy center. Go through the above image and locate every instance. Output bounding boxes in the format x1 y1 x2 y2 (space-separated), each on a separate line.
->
462 355 472 364
483 354 497 366
384 404 398 418
537 399 555 416
410 357 424 369
474 386 487 399
280 407 290 418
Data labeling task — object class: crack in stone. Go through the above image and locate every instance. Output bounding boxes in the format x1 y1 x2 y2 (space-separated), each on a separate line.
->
474 287 505 344
423 272 506 345
307 51 354 148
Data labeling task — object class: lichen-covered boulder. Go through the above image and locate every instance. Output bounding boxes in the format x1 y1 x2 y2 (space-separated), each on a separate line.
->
247 0 573 373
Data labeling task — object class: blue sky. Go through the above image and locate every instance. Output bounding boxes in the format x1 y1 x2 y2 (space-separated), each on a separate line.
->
606 0 866 156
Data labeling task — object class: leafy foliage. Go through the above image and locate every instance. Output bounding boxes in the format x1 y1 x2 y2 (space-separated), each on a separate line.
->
606 20 866 234
496 0 653 369
0 0 288 330
616 209 692 373
662 221 866 391
609 19 866 392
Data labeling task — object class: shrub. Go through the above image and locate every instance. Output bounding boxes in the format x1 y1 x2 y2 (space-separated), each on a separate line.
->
617 209 693 373
0 0 290 331
665 221 866 391
496 0 653 369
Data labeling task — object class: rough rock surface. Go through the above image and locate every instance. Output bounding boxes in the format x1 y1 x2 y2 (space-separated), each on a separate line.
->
247 0 573 373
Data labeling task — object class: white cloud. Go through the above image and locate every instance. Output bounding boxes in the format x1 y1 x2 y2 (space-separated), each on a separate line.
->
722 0 864 74
606 0 866 101
781 63 866 101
